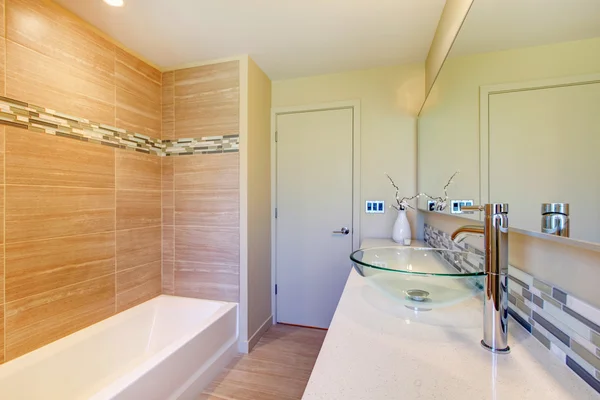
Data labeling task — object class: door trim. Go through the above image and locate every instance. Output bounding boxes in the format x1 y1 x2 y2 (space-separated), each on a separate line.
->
270 100 361 323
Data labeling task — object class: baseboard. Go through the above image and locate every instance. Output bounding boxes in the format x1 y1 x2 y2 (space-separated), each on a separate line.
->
238 315 273 354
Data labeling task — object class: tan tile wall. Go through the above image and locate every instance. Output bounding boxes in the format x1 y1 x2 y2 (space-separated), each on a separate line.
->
0 0 163 363
162 62 241 302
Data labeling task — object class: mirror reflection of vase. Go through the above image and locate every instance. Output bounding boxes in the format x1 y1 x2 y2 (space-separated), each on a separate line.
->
392 209 411 243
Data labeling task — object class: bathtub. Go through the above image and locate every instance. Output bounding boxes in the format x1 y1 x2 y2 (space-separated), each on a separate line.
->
0 295 238 400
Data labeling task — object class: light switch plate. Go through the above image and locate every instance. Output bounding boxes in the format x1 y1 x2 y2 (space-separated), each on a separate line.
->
451 199 474 214
366 201 385 214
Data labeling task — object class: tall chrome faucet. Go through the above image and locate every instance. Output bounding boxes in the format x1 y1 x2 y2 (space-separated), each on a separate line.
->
451 204 510 354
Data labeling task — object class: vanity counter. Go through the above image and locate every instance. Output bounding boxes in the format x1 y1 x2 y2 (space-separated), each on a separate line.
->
302 238 599 399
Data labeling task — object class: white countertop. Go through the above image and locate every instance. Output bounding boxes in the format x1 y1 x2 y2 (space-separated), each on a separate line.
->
302 238 599 400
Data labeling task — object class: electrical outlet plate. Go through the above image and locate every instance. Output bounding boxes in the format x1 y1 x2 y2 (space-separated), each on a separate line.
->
427 200 436 211
451 199 474 214
366 201 385 214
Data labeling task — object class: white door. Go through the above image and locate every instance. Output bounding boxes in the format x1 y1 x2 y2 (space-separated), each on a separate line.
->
276 108 354 329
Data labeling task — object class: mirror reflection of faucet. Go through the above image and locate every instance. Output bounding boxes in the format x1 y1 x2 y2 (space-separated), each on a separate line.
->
541 203 570 237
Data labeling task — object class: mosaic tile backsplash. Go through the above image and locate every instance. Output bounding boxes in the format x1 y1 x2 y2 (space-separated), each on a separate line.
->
425 223 600 394
0 96 239 157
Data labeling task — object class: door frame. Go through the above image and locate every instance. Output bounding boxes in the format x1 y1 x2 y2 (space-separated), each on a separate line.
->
479 73 600 206
270 100 361 323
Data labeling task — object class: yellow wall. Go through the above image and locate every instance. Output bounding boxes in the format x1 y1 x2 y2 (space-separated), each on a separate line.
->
245 58 273 349
272 64 425 241
424 0 473 94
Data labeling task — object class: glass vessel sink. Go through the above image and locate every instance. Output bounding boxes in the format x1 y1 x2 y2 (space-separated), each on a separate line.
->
350 247 485 309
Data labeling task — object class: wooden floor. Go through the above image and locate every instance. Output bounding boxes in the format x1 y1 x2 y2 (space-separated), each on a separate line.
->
199 324 327 400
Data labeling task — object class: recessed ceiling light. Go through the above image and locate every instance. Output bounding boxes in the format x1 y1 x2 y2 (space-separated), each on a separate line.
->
103 0 124 7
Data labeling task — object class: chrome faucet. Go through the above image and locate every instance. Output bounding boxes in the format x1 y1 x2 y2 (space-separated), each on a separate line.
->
451 204 510 354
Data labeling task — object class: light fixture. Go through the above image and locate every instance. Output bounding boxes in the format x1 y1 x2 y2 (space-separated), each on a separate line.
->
103 0 124 6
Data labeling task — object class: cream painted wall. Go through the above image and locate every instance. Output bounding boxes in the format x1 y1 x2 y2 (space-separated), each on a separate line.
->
418 37 600 217
237 56 274 352
272 64 425 241
246 58 273 346
424 0 473 94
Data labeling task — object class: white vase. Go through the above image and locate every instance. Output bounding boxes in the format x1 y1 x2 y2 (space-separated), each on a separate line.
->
392 209 411 244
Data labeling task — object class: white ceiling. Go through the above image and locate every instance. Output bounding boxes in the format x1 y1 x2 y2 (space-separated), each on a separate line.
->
54 0 445 80
451 0 600 57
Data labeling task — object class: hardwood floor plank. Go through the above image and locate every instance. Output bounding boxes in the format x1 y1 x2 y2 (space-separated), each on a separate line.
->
200 324 326 400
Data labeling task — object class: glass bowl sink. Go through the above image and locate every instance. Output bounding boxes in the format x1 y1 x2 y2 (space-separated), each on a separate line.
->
350 247 485 309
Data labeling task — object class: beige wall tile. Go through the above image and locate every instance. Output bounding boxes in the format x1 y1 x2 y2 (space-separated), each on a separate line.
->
6 186 115 243
115 47 161 85
6 41 115 124
174 261 239 302
161 157 174 191
162 260 174 295
174 61 239 97
6 127 115 188
161 71 174 140
5 232 115 302
174 153 239 191
175 190 239 228
162 189 174 208
174 88 239 138
116 56 161 103
175 226 239 266
163 207 174 225
5 275 115 360
116 190 161 230
6 0 115 83
174 61 239 138
116 87 161 138
0 0 5 39
0 246 4 305
116 151 161 191
162 225 174 260
116 226 161 272
117 261 161 312
0 305 4 364
0 38 5 96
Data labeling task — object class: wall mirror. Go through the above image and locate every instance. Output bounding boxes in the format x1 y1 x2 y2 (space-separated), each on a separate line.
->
418 0 600 244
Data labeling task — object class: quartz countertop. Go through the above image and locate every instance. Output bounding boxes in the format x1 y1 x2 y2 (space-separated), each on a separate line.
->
302 238 599 399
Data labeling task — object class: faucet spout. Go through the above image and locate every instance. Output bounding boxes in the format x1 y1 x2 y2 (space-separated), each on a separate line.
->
450 225 484 243
450 204 510 354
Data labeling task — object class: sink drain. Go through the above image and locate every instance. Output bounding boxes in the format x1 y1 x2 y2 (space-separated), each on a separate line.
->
405 289 432 311
406 289 430 302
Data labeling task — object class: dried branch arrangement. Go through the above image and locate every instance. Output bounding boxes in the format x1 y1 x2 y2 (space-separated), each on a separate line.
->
385 171 460 211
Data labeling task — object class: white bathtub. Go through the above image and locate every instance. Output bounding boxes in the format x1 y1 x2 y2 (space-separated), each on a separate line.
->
0 295 238 400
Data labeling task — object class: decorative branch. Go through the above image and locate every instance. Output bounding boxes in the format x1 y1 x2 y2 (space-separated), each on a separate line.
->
385 173 417 211
385 171 460 212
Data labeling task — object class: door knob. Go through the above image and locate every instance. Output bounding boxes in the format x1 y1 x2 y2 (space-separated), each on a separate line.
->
333 227 350 235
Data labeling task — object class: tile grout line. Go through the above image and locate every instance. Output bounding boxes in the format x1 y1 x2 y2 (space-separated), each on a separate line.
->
114 48 117 315
4 226 161 247
3 0 7 363
160 70 164 295
171 73 175 295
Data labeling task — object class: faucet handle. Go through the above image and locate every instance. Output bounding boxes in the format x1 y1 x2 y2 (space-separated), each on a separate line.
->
460 204 509 214
460 205 484 213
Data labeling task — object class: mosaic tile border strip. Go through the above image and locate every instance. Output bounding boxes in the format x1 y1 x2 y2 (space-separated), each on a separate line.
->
425 223 600 394
0 96 239 157
164 135 239 156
